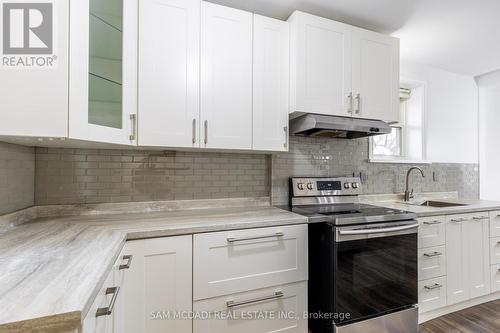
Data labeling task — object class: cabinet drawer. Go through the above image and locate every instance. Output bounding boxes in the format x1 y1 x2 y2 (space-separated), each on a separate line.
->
418 277 446 313
490 211 500 238
491 265 500 292
418 216 445 248
193 282 307 333
490 237 500 265
194 225 308 300
418 246 446 281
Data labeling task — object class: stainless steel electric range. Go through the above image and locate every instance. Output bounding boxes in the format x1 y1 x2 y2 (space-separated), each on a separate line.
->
288 177 419 333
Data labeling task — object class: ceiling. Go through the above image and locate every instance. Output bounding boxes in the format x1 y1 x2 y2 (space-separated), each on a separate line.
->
208 0 500 77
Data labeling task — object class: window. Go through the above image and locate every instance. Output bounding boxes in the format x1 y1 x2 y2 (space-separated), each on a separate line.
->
369 80 426 163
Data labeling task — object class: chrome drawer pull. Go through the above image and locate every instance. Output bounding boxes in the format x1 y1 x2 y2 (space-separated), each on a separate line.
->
450 218 466 222
226 290 284 308
423 220 442 225
424 251 442 258
227 232 284 243
472 216 489 220
96 287 120 317
424 283 443 290
119 255 133 270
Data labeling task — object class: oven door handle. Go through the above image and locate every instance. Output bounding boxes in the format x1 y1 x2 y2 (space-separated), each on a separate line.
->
338 223 419 235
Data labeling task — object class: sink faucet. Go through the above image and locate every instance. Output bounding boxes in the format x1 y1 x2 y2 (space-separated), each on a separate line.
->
405 167 425 201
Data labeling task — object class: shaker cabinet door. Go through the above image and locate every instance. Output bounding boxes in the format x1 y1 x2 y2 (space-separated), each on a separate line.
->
351 27 399 122
200 2 253 149
138 0 201 148
289 11 352 117
252 15 290 152
122 235 192 333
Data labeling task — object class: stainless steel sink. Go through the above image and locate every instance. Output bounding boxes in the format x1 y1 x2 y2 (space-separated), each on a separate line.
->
416 200 468 208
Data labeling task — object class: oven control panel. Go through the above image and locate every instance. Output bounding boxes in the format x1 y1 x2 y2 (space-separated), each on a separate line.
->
291 177 362 197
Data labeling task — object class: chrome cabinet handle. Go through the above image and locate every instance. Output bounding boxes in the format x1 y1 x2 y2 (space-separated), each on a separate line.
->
424 251 442 258
424 283 443 290
226 290 284 308
96 287 120 317
354 93 361 114
283 126 288 148
192 119 197 144
450 218 467 222
119 255 133 270
346 92 353 114
472 216 489 220
227 232 284 243
129 114 137 141
338 223 419 235
204 120 208 144
423 220 442 225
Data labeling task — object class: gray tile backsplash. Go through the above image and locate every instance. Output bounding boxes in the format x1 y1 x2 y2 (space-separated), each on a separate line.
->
35 148 270 205
0 142 35 214
271 136 479 205
0 136 479 210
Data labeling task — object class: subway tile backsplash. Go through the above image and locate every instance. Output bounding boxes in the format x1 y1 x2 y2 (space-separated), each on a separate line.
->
35 148 270 205
0 142 35 214
0 135 479 210
271 136 479 205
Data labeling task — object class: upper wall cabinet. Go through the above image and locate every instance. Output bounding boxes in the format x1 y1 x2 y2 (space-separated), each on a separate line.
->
288 11 352 118
201 2 253 150
252 15 290 152
137 0 200 148
288 11 400 123
0 1 69 138
351 27 399 122
69 0 138 145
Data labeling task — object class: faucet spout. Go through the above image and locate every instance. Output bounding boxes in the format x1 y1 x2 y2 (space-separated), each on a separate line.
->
404 167 425 202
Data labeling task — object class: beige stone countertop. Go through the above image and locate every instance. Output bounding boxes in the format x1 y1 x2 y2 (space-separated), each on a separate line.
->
362 192 500 217
0 201 307 332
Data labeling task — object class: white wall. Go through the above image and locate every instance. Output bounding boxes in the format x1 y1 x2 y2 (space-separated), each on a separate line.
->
401 61 479 164
476 69 500 201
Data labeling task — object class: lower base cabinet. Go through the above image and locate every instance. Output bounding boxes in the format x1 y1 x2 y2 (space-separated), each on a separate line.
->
122 235 193 333
82 269 115 333
193 282 307 333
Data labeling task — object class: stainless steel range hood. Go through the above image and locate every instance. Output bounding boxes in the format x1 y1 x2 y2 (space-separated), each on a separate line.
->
289 113 392 139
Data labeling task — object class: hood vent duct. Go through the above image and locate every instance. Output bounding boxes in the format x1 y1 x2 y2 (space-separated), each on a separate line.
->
289 114 392 139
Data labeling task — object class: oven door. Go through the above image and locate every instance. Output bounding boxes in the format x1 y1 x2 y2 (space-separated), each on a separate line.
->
333 220 418 326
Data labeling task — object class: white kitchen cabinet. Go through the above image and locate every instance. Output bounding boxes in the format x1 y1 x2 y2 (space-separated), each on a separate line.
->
193 282 308 333
467 215 491 298
201 2 253 149
288 11 399 123
351 27 399 122
445 213 491 305
252 15 290 151
0 1 69 138
418 216 446 249
490 237 500 265
138 0 200 148
490 211 500 238
194 225 308 300
445 215 470 305
418 246 446 281
81 263 117 333
121 235 192 333
69 0 137 145
491 265 500 292
418 276 447 314
288 11 352 117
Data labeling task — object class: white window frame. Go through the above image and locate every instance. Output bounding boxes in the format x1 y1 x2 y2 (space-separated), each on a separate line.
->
369 78 429 164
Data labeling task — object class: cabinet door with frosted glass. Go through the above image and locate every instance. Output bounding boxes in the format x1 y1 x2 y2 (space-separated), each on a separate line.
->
69 0 137 145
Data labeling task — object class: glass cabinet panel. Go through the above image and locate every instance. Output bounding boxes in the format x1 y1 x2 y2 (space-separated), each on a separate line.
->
89 0 123 129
